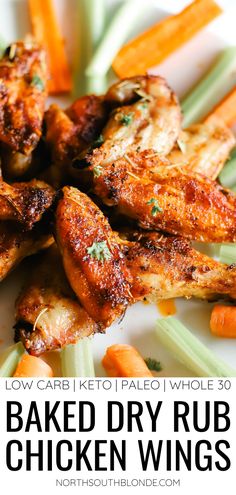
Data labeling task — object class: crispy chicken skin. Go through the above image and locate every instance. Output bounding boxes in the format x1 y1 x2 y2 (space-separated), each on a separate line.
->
0 41 48 154
0 222 53 282
123 231 236 302
55 186 133 328
0 179 55 229
89 75 181 166
167 116 235 179
15 245 97 355
91 151 236 243
45 95 107 167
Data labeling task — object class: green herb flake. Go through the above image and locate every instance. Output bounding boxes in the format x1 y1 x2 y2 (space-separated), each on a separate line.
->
145 357 162 372
93 165 103 178
93 134 104 148
147 198 163 215
31 74 44 91
119 112 134 126
87 241 112 262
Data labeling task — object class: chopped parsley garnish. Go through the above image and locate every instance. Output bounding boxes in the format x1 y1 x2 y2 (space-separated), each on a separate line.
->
119 112 134 126
147 198 163 215
93 165 103 178
31 74 44 91
87 241 112 262
93 134 104 148
145 358 162 372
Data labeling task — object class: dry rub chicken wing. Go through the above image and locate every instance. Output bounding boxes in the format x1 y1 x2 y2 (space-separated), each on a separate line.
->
167 116 235 180
0 40 48 154
0 222 53 282
45 95 107 167
55 186 132 328
88 75 181 166
90 151 236 243
14 245 97 355
0 179 55 229
123 231 236 302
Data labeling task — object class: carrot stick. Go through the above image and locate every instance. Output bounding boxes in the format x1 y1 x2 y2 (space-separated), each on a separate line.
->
112 0 222 78
14 354 53 377
102 344 153 377
28 0 72 94
210 305 236 338
205 87 236 127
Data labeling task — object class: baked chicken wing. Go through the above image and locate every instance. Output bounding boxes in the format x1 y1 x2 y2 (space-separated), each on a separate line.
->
89 75 181 166
123 231 236 302
90 151 236 243
167 116 235 179
55 186 132 328
0 40 48 154
14 245 97 355
0 179 55 229
0 222 53 282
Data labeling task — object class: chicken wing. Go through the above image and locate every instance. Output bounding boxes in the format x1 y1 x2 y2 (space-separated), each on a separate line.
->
55 186 132 328
14 245 97 355
90 151 236 243
0 222 53 282
0 40 48 154
0 179 55 229
123 231 236 302
45 95 107 167
87 75 181 167
167 116 235 179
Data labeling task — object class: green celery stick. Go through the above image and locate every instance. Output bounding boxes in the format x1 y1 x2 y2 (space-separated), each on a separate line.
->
0 342 25 377
155 317 236 377
61 337 95 377
182 48 236 127
85 0 147 77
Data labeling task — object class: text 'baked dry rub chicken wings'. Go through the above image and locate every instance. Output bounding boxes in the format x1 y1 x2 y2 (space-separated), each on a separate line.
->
15 245 97 355
55 186 133 328
0 40 48 154
123 231 236 302
0 179 55 229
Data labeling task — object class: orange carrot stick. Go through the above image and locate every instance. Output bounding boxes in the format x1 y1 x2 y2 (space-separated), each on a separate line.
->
14 354 53 377
102 344 153 377
28 0 72 94
210 305 236 338
112 0 222 79
205 87 236 127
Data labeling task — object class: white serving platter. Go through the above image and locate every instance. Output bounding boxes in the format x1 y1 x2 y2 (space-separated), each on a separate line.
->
0 0 236 376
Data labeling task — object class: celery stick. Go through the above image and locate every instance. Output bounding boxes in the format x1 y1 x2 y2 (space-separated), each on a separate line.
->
61 338 95 377
0 35 6 58
0 342 25 377
86 0 147 77
182 48 236 127
155 317 236 377
219 244 236 265
74 0 106 96
86 74 107 95
219 149 236 189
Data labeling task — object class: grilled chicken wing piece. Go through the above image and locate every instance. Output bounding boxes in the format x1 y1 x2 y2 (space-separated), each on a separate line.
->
0 222 53 282
0 40 48 154
0 179 55 229
123 231 236 302
14 245 97 355
55 186 132 328
167 116 235 180
90 151 236 243
87 75 181 167
45 95 107 167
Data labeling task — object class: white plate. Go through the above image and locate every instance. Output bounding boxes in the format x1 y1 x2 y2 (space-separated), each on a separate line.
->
0 0 236 376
